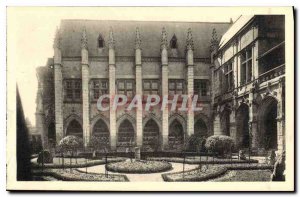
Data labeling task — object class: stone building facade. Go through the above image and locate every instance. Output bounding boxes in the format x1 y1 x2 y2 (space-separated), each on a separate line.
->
211 15 285 153
36 16 285 153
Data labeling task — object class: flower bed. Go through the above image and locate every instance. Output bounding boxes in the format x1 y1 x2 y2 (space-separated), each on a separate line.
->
106 160 172 174
162 165 227 182
33 169 129 182
148 157 258 164
162 163 273 182
32 157 126 169
209 170 272 182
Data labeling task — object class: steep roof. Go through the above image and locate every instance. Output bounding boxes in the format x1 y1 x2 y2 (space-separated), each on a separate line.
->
219 15 254 49
59 20 230 58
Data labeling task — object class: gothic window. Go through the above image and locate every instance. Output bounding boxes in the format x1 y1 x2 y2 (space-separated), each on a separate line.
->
240 48 252 85
169 79 184 96
90 79 108 101
143 79 159 95
64 79 82 102
117 79 135 98
66 119 83 138
169 119 184 150
194 80 209 97
98 34 104 48
143 119 159 151
170 34 178 49
224 61 234 91
92 119 110 149
117 119 135 149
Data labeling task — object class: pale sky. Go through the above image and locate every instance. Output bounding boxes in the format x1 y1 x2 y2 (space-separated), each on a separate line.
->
8 7 240 126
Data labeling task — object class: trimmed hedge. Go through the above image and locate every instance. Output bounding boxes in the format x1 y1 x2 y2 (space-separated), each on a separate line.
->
106 160 173 174
148 157 258 164
162 163 273 182
205 135 235 157
32 157 126 169
33 169 129 182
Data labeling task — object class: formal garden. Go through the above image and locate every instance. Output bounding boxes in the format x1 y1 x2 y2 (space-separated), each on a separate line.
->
31 134 285 182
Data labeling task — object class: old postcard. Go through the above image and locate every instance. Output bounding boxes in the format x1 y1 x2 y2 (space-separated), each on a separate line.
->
6 7 294 191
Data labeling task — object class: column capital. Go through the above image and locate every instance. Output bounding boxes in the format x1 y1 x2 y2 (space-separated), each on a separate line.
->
81 63 89 67
53 63 63 68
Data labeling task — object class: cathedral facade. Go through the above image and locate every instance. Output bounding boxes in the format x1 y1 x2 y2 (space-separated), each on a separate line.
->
36 16 285 153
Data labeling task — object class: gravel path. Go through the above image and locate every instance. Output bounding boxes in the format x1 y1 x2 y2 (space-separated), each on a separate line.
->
78 160 199 182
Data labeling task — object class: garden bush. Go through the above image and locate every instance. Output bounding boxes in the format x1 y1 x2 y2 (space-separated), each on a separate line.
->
106 160 172 174
205 135 235 157
37 150 53 164
185 134 207 152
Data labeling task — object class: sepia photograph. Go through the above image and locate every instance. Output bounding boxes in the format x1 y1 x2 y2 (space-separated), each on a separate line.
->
6 6 294 191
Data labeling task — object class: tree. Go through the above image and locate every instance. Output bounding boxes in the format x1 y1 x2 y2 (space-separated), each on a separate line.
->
58 135 83 171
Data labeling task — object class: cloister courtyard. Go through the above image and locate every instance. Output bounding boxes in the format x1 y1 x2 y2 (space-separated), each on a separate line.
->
31 151 276 182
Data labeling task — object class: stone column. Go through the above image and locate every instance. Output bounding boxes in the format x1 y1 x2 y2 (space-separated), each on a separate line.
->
53 28 64 144
233 41 239 88
186 28 194 138
35 89 47 148
277 77 285 153
135 28 143 148
81 28 90 147
213 110 222 135
108 28 117 150
161 28 169 150
249 87 259 150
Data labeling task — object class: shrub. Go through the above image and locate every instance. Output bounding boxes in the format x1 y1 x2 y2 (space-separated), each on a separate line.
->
185 134 207 152
58 135 83 153
205 135 234 157
37 150 53 164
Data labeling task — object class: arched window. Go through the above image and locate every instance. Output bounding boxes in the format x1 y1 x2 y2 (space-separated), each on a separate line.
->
170 34 177 49
117 119 135 150
194 118 208 137
169 119 184 150
143 119 159 151
92 119 110 149
98 34 104 48
66 119 83 138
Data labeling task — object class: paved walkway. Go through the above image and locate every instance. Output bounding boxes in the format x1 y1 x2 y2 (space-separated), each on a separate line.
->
78 161 198 182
